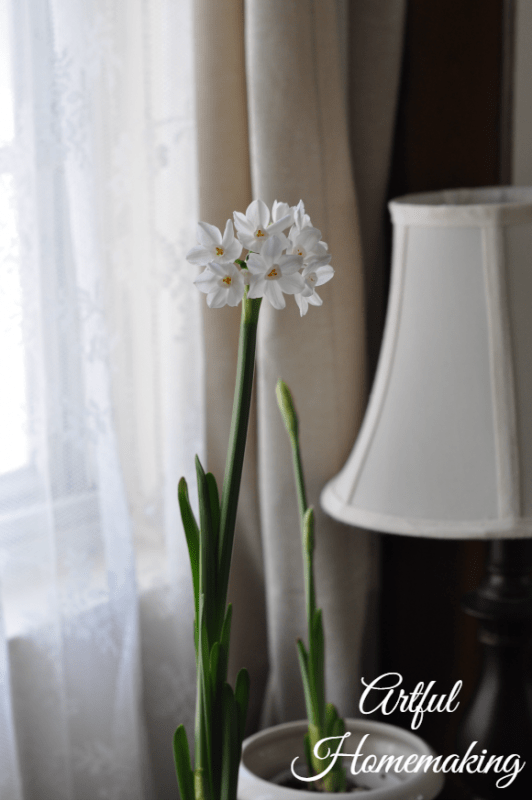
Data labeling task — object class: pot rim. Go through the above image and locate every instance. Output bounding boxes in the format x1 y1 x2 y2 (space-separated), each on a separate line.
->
239 718 445 800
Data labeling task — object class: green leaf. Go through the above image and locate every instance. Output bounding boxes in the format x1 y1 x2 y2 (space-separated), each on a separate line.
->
173 725 194 800
220 683 239 800
303 731 314 783
325 702 338 738
331 713 345 740
194 768 211 800
220 604 232 665
206 471 221 543
195 595 214 800
234 667 250 742
310 609 325 730
196 456 217 644
210 641 220 690
296 639 317 727
209 641 223 800
199 609 212 774
178 478 200 627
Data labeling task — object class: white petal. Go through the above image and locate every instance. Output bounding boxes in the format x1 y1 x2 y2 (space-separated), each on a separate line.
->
308 291 323 306
246 254 267 275
229 267 246 290
314 265 335 286
304 254 332 272
233 211 254 235
186 245 214 266
278 254 304 274
227 282 244 306
297 226 321 252
295 293 309 316
194 268 218 293
262 235 284 265
247 275 267 298
272 200 292 223
293 200 306 228
268 214 293 236
224 237 243 262
206 261 227 277
236 232 259 251
221 219 235 248
278 273 305 295
207 287 230 308
197 221 222 247
265 281 286 309
247 199 270 229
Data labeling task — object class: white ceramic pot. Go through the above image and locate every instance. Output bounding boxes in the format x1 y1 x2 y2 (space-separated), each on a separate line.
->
238 719 444 800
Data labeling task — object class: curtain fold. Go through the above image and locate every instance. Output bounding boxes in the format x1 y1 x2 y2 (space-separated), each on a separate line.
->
0 1 407 797
245 0 369 724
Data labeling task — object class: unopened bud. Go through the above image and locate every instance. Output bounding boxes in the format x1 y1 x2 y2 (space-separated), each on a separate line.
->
276 379 298 439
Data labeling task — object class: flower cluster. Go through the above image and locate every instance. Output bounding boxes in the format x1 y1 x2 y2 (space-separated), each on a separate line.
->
186 199 334 315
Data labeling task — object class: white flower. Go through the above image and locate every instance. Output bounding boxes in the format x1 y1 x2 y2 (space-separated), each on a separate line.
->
288 201 329 259
291 199 312 233
247 235 304 309
194 261 245 308
288 225 324 261
186 219 242 266
295 255 334 316
234 199 292 252
271 200 293 224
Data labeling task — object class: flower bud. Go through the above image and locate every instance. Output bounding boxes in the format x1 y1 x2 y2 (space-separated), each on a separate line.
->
276 379 298 439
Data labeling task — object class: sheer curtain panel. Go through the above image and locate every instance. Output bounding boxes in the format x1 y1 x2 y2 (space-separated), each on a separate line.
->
0 1 200 798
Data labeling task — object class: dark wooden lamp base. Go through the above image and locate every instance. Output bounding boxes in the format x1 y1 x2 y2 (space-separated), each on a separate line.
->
456 540 532 800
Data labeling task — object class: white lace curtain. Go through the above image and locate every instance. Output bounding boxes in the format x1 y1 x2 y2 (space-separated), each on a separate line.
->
0 0 200 798
0 1 406 799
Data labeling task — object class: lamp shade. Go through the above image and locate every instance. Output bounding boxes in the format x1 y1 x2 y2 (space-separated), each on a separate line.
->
321 187 532 539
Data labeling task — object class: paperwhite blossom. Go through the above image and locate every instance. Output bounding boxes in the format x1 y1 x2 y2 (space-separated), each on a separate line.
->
247 235 304 309
189 200 335 314
194 261 245 308
187 219 242 266
295 256 334 316
271 200 293 224
291 199 312 233
288 225 325 261
234 199 292 252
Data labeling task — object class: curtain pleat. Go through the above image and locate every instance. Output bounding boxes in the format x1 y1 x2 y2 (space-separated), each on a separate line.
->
244 0 369 724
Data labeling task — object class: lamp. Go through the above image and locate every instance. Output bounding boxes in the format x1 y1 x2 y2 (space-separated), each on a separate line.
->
321 188 532 800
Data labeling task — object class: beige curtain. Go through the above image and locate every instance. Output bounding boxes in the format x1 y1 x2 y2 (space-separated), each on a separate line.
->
193 0 406 731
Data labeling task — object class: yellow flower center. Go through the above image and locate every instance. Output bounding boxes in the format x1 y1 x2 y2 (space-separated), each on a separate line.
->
222 275 232 286
267 267 279 279
216 247 224 256
256 229 265 237
296 249 304 256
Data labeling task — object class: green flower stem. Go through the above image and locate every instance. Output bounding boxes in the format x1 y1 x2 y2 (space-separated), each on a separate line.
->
276 381 314 634
218 292 262 616
276 380 346 792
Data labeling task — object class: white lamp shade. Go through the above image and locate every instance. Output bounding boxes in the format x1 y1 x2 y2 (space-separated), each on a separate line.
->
321 187 532 539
